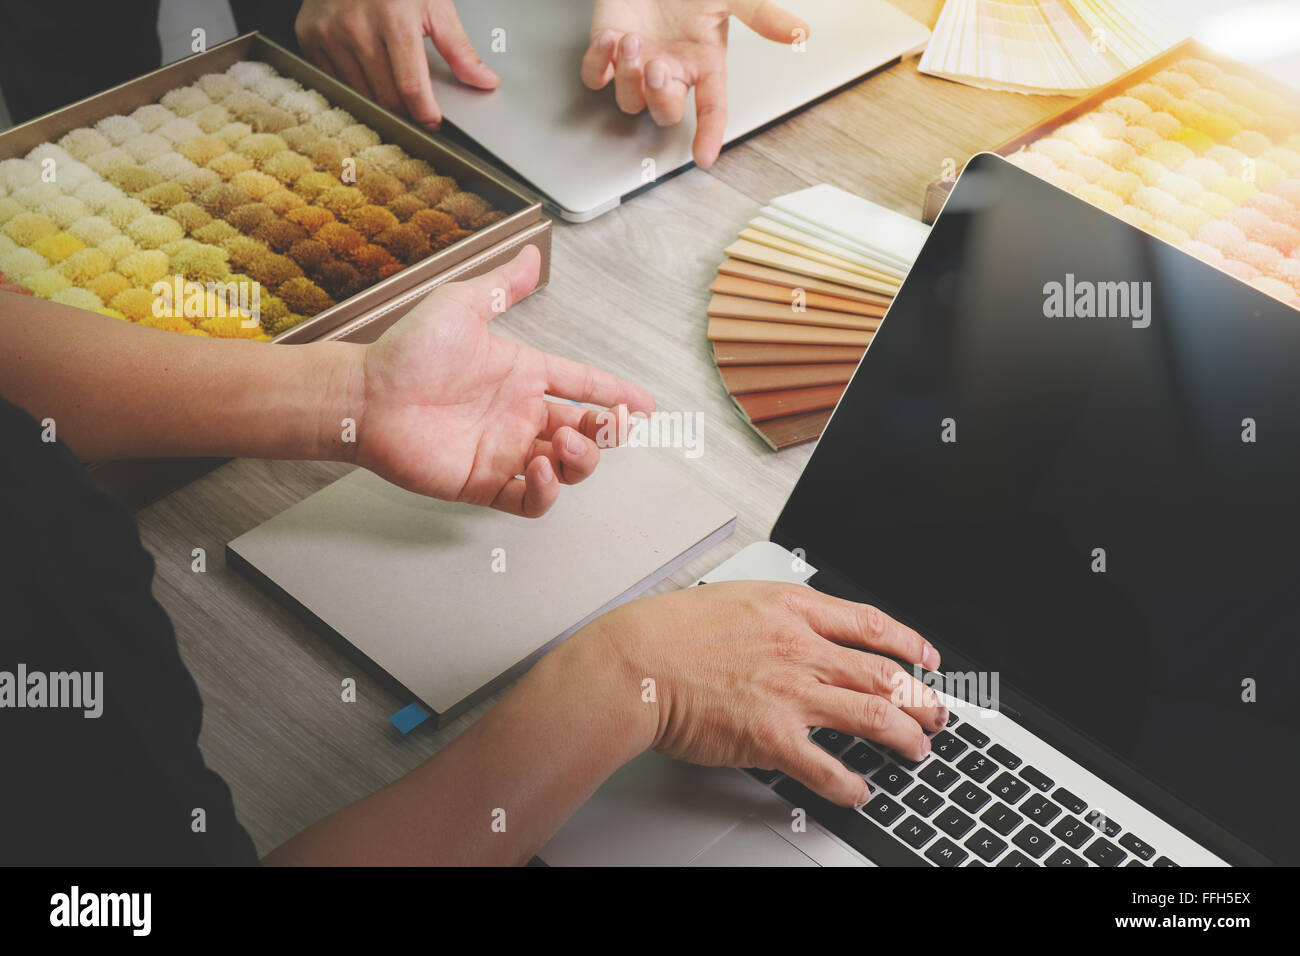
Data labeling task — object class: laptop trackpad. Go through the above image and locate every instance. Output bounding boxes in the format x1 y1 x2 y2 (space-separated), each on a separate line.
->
540 751 786 866
688 818 818 866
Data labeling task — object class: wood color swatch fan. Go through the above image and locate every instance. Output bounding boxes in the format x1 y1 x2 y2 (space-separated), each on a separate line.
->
708 185 929 449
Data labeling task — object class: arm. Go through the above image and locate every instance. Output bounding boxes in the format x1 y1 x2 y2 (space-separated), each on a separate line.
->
264 582 947 865
0 246 653 516
0 293 359 464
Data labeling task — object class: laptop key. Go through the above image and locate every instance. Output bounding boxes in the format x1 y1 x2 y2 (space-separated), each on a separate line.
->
987 743 1022 769
919 761 960 792
997 850 1039 867
772 778 927 866
1051 815 1092 849
931 731 968 761
902 783 944 817
1044 846 1088 867
1052 787 1087 815
926 837 969 867
1083 836 1127 867
1154 856 1179 867
956 724 990 748
870 764 914 796
988 772 1030 805
966 858 986 867
964 827 1009 863
1085 809 1122 837
956 752 998 783
1119 833 1156 861
894 815 937 849
935 807 976 839
951 781 991 813
843 742 885 775
1012 823 1055 859
946 711 960 727
745 767 782 785
980 802 1024 836
863 795 906 827
811 727 853 755
1020 766 1054 792
1020 793 1061 825
1126 859 1146 867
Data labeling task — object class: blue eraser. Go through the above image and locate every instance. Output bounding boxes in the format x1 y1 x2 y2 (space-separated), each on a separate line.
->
389 702 431 734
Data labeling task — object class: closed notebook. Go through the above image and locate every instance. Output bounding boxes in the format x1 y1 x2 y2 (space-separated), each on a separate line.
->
228 449 736 727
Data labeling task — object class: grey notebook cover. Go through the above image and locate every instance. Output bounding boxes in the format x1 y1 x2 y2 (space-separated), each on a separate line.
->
228 449 735 726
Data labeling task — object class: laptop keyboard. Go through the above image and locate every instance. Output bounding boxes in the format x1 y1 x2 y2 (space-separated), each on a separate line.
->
746 712 1179 867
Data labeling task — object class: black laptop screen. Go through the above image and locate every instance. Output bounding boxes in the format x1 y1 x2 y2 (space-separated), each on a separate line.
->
774 154 1300 865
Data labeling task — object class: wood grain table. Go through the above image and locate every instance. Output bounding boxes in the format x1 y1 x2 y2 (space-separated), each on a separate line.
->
133 0 1076 856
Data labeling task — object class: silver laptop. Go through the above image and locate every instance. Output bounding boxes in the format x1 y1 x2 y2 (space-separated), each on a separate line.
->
425 0 930 221
540 154 1300 866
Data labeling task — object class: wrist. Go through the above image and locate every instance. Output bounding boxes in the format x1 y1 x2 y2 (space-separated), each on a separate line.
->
547 616 661 760
306 340 367 464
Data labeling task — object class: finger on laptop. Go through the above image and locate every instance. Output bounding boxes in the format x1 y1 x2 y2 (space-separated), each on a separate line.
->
644 58 688 127
581 29 618 89
383 22 446 129
691 69 728 168
529 427 600 485
732 0 810 45
427 2 500 93
492 454 560 518
794 589 940 671
614 33 647 114
809 684 931 763
782 738 873 809
821 644 948 733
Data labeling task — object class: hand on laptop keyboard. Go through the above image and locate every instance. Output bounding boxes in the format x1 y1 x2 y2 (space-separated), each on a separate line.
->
589 579 947 809
749 708 1176 867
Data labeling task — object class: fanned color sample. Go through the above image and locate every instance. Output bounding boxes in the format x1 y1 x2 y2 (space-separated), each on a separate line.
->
0 60 504 339
919 0 1181 96
998 54 1300 310
708 186 928 450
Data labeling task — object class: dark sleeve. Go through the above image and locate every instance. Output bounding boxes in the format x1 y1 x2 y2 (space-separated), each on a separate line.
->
0 396 259 865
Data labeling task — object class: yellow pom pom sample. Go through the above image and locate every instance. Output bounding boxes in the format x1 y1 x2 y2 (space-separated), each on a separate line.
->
3 211 58 245
57 247 112 283
25 267 71 298
50 286 104 311
118 249 171 285
125 213 185 248
31 232 86 263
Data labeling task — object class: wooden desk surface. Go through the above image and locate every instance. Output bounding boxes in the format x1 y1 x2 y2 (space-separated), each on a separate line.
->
133 0 1075 856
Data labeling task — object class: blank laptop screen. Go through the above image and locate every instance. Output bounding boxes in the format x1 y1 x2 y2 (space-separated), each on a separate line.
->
775 154 1300 864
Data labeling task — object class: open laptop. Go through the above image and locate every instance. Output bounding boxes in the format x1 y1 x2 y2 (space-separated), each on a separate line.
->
425 0 930 221
540 153 1300 866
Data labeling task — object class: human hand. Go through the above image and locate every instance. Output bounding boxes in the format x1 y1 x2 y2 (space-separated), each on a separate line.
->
341 245 654 515
582 0 808 167
296 0 498 129
583 580 946 808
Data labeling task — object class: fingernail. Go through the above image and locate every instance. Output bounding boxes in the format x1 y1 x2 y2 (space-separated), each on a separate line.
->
935 706 950 730
918 735 932 759
622 34 641 60
922 642 940 670
854 781 872 811
647 60 668 90
565 430 585 455
536 457 554 483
